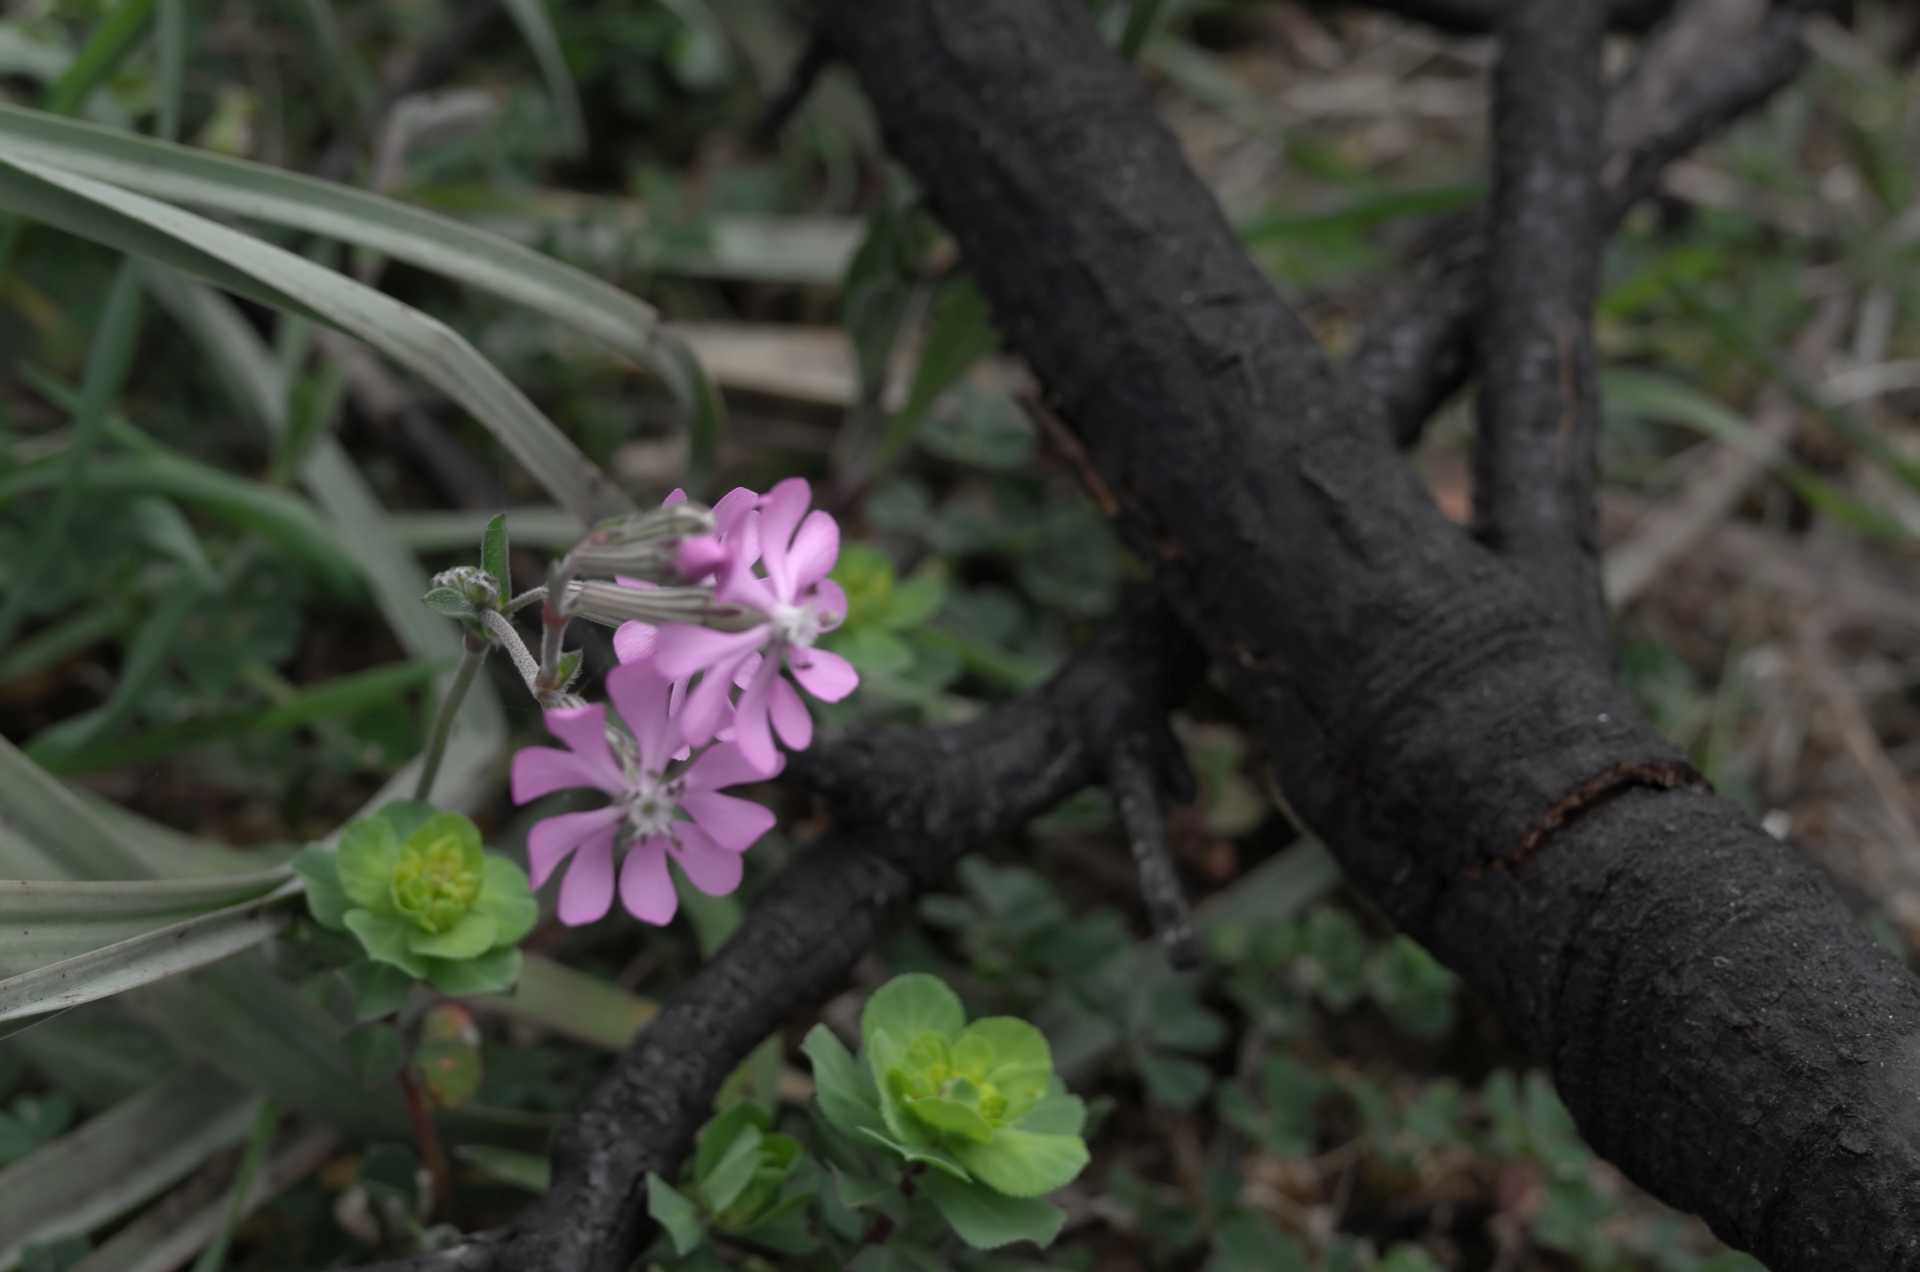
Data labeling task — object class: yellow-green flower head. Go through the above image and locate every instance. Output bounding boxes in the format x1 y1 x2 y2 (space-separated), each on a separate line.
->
293 801 538 998
856 973 1088 1198
390 823 484 934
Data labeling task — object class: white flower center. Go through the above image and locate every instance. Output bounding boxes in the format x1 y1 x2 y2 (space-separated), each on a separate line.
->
623 773 682 838
770 601 821 649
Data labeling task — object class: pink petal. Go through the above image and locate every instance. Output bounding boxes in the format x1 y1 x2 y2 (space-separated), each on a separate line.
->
654 623 770 679
768 675 813 750
512 746 612 804
732 652 762 691
786 511 840 589
605 659 678 773
540 705 624 788
527 806 622 888
682 739 783 791
618 836 678 924
663 488 687 506
674 535 730 582
669 823 744 898
789 647 859 702
712 486 758 538
731 656 782 775
679 654 748 747
756 478 811 599
557 830 617 925
613 620 656 665
716 550 778 613
682 790 777 853
810 579 849 632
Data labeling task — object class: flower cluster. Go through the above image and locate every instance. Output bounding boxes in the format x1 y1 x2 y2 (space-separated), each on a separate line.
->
512 478 858 925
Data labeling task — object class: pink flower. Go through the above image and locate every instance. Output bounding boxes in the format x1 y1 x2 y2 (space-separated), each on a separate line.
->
614 486 759 665
654 478 859 774
510 659 779 925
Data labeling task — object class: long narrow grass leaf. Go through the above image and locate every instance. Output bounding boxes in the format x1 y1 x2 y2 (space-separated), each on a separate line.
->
500 0 586 154
0 261 141 651
0 879 300 1023
0 101 657 358
0 153 629 523
0 1067 255 1270
40 0 153 116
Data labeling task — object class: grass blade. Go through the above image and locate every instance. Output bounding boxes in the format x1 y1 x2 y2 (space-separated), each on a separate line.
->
0 870 291 977
0 152 630 524
0 879 301 1024
500 0 586 154
0 1066 256 1271
40 0 153 116
0 101 658 360
0 260 141 652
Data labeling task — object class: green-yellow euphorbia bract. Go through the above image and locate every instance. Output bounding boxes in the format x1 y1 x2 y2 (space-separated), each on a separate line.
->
295 800 537 997
861 973 1088 1198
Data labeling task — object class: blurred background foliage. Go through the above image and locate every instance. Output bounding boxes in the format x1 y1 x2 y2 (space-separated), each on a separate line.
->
1 0 1918 1267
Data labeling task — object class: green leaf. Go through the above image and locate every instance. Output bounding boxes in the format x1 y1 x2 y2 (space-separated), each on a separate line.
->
422 587 475 618
922 1170 1065 1251
344 961 411 1022
473 855 538 946
406 911 497 960
958 1017 1052 1083
647 1173 706 1256
335 818 400 913
1137 1052 1213 1111
423 946 521 997
292 845 350 931
480 512 511 609
697 1123 764 1216
953 1128 1089 1198
906 1096 996 1144
693 1104 769 1183
886 277 999 461
801 1025 887 1141
884 562 948 629
1013 1092 1086 1136
850 1126 971 1182
342 909 428 978
860 973 965 1057
373 800 439 843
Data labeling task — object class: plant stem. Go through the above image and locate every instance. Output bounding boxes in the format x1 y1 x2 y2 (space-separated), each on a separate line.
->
479 608 542 693
414 630 488 802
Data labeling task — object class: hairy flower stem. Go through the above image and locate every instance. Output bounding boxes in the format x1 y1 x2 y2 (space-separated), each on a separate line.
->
479 609 542 694
414 630 489 803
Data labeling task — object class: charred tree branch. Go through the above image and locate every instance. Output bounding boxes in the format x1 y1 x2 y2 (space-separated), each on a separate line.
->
807 3 1920 1268
1349 0 1806 447
1469 0 1609 647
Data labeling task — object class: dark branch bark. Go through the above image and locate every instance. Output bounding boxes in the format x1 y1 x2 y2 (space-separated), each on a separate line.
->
1469 0 1609 647
364 604 1196 1272
1349 0 1807 447
1334 0 1673 35
807 3 1920 1268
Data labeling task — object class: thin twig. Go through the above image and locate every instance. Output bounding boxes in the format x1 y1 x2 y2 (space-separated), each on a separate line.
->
414 630 490 802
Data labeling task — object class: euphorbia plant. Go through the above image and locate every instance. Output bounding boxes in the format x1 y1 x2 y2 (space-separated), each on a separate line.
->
802 972 1090 1251
294 801 536 999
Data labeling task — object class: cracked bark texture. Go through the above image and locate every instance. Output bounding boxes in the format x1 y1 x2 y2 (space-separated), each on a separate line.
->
810 2 1920 1266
